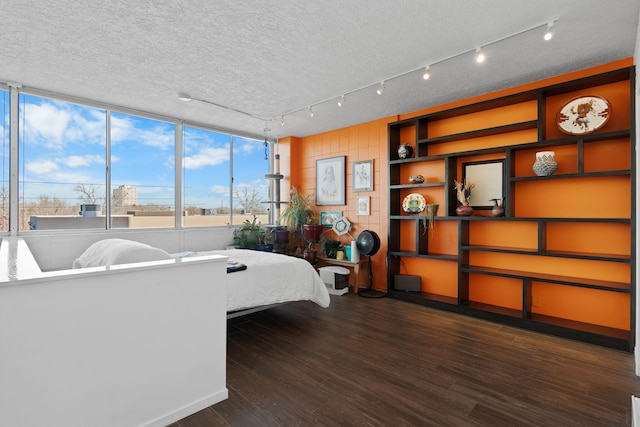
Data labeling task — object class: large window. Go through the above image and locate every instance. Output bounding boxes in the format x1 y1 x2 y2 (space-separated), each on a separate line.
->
18 94 107 231
231 136 269 226
9 90 268 232
110 112 175 228
182 129 270 227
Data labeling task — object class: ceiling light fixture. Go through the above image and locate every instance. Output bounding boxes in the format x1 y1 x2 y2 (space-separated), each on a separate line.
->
308 106 314 117
422 66 431 80
177 93 193 102
544 22 554 41
280 115 285 126
272 18 558 129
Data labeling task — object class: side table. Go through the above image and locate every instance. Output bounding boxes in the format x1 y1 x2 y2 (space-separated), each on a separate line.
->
316 256 369 294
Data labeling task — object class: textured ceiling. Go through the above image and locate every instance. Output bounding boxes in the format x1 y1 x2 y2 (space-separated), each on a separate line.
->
1 0 638 141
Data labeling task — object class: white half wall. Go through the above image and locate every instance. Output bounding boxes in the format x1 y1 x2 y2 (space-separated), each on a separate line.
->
0 253 228 427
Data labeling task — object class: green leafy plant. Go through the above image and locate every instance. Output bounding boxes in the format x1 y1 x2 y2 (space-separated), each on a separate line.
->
233 215 263 249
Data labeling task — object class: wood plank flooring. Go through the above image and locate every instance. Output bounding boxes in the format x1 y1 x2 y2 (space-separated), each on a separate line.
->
170 293 640 426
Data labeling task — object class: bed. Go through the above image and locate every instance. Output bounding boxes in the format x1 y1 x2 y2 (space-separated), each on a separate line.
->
72 240 331 316
195 248 331 316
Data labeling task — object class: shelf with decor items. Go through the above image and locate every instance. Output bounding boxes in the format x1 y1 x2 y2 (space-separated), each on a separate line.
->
386 66 634 351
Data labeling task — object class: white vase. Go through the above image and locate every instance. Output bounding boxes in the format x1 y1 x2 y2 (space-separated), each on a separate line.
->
350 240 360 263
533 151 558 176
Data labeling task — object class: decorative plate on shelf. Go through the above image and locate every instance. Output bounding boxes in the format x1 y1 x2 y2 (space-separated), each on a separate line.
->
402 193 426 214
556 95 611 135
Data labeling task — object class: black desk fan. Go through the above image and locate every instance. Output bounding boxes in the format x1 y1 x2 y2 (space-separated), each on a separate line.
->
356 230 386 298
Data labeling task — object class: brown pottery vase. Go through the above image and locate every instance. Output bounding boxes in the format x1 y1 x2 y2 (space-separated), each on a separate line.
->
456 206 473 216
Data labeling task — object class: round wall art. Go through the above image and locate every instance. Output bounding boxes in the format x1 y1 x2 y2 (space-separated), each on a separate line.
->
556 95 611 135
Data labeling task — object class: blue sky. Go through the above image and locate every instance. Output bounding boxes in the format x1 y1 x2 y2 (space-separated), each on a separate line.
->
16 94 269 209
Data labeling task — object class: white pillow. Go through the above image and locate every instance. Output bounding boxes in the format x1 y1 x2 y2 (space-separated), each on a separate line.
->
72 239 173 269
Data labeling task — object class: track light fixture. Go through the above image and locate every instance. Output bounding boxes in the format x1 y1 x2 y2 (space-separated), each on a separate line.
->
422 66 431 80
544 22 554 41
272 18 558 130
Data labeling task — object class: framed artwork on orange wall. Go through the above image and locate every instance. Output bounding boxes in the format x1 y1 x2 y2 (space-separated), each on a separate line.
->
356 196 370 216
316 156 346 205
353 160 373 192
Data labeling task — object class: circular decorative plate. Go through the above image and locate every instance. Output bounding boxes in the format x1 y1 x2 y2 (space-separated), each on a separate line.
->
332 216 351 236
402 193 426 214
556 95 611 135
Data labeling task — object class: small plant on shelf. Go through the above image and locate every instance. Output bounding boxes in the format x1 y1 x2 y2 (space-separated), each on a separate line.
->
422 203 439 236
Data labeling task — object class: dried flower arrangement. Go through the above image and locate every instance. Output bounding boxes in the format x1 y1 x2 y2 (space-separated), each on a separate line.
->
454 180 475 206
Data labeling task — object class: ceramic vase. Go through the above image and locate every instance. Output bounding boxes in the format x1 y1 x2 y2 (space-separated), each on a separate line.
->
398 143 413 159
456 206 473 216
491 198 505 217
533 151 558 177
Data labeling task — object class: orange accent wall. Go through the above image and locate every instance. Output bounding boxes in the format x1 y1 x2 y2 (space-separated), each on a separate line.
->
278 58 633 299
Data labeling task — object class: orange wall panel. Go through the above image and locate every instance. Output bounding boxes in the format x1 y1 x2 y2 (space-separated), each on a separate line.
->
584 138 631 172
515 176 630 218
428 100 538 137
469 221 537 250
531 282 630 331
545 222 630 256
402 257 458 297
428 129 537 156
469 274 522 311
469 251 630 284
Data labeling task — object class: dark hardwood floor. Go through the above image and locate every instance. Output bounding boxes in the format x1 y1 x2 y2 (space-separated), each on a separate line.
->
170 293 640 426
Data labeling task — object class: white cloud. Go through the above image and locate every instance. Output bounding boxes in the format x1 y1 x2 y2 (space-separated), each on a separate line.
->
25 159 59 175
234 139 262 156
184 146 229 169
62 154 104 168
21 99 105 149
110 115 174 150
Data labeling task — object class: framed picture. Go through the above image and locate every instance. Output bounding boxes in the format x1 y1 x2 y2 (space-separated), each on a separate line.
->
316 156 346 205
463 160 505 209
319 211 341 226
356 196 370 216
353 160 373 192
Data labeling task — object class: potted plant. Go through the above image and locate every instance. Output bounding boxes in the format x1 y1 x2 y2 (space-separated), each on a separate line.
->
422 203 439 236
280 187 322 252
328 243 346 259
233 215 262 249
255 228 274 252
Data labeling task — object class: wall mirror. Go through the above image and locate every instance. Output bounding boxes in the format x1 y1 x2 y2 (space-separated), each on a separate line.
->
463 160 505 209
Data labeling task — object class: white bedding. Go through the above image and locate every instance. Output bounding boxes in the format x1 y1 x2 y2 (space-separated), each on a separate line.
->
72 240 330 313
199 249 331 312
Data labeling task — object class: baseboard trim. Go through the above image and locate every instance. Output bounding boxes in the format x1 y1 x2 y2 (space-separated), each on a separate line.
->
141 388 229 427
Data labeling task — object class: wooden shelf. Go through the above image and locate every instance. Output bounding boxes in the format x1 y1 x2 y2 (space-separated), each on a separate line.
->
386 66 635 351
461 265 630 292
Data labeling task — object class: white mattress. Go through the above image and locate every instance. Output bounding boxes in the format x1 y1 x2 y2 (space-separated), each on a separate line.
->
199 249 331 312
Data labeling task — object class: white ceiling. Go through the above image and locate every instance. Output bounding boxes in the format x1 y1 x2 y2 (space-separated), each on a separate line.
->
1 0 638 141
